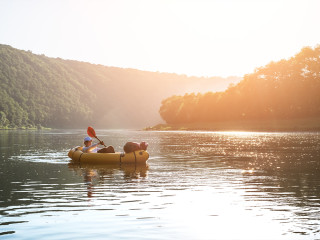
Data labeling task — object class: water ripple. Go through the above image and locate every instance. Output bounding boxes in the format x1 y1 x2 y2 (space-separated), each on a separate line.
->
1 131 320 239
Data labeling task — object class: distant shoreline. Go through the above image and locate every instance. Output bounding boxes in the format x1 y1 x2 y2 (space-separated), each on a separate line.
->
144 117 320 132
0 126 51 130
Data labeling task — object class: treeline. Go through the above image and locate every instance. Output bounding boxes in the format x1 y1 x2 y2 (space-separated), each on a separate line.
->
0 44 240 129
160 46 320 124
0 45 94 128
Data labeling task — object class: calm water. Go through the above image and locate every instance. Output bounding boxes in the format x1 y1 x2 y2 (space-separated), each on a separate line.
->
1 129 320 239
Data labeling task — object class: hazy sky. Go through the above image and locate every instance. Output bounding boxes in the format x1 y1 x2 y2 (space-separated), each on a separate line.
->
0 0 319 77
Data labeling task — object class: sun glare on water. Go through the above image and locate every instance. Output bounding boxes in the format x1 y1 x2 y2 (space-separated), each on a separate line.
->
165 188 284 239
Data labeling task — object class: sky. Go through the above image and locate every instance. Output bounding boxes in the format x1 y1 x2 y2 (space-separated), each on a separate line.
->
0 0 319 77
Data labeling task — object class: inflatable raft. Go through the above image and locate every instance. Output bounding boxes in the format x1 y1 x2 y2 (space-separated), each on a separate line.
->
68 147 149 164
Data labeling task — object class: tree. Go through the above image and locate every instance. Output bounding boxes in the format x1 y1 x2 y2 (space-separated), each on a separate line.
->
159 45 320 124
0 111 9 127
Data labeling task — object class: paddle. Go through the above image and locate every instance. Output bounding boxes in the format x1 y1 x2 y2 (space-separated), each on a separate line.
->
87 126 107 147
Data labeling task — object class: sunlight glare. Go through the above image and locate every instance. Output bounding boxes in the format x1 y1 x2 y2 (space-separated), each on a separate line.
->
1 0 320 77
168 187 284 239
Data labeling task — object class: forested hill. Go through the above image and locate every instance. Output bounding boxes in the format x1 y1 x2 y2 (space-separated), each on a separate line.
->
0 44 240 129
159 45 320 125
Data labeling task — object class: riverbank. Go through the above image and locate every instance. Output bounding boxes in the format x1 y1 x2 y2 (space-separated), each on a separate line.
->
145 117 320 132
0 126 51 130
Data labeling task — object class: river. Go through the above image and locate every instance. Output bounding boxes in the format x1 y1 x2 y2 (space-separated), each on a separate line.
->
1 129 320 239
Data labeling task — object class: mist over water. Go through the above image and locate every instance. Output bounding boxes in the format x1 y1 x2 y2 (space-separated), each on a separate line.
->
1 130 320 239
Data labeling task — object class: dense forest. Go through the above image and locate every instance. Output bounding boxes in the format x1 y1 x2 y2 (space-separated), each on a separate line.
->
159 45 320 124
0 44 240 129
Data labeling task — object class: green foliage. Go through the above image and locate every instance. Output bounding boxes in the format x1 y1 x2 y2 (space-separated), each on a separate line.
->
0 45 93 128
159 45 320 124
1 44 240 129
0 111 9 127
2 43 319 129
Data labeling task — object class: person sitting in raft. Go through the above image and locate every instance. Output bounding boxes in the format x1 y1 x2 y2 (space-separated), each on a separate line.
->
82 136 115 153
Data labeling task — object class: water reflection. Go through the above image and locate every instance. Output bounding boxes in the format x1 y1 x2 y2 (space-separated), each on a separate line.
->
68 163 149 198
155 131 320 236
1 130 320 239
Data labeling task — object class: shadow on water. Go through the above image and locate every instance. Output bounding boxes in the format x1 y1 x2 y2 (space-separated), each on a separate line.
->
0 130 153 237
68 162 149 198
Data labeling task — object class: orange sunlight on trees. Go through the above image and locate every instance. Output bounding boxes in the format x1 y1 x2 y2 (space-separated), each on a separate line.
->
159 45 320 124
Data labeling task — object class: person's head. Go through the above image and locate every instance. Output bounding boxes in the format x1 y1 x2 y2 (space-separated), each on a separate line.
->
84 136 93 147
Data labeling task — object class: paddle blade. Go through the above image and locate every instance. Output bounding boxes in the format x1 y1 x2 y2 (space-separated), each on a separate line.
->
87 126 96 138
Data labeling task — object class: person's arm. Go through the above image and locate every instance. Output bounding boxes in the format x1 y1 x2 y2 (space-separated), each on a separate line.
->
83 143 101 153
